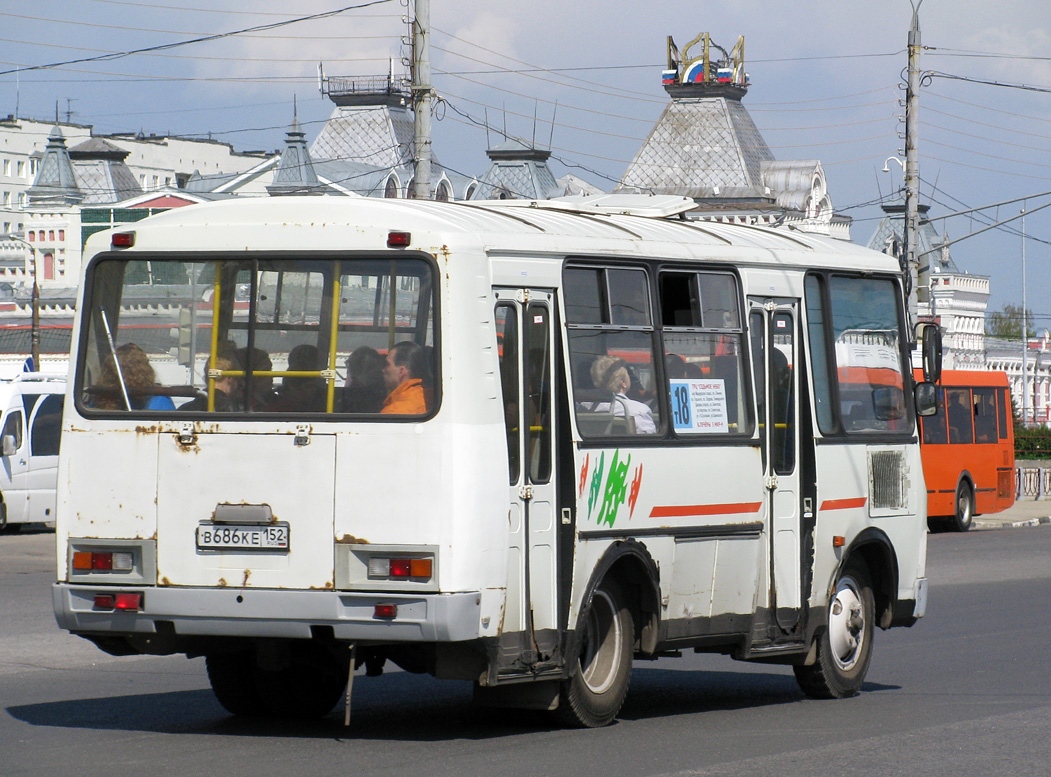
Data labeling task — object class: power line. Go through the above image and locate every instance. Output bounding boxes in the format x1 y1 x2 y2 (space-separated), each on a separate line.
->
0 1 395 77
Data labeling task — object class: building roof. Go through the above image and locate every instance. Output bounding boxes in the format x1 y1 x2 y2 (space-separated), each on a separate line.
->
865 202 962 274
25 127 82 205
618 95 774 199
310 103 416 169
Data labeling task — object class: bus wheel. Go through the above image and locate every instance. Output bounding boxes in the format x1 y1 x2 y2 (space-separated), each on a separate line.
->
254 642 348 719
554 579 633 728
206 651 264 716
794 561 874 700
950 482 974 532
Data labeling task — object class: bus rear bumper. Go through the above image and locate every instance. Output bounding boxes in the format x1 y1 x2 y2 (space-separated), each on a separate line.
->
53 583 482 644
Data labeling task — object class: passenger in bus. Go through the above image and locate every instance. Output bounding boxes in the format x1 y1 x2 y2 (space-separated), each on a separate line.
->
272 344 327 412
343 346 387 413
95 343 176 411
179 355 242 412
236 346 278 411
665 353 688 379
586 355 656 433
381 341 428 415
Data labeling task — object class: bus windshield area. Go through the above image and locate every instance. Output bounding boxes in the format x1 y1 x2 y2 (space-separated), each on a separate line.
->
806 274 911 435
76 256 438 417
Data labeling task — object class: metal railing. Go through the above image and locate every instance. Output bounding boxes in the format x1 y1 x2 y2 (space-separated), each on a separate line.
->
1017 467 1051 499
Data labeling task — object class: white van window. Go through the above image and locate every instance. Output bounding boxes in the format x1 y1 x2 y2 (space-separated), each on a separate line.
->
2 410 23 450
30 395 63 456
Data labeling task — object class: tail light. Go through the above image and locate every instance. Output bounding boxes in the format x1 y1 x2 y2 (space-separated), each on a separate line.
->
73 551 134 573
367 556 433 580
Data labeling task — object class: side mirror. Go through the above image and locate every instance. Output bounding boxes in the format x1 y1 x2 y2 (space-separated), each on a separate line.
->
873 387 906 421
916 322 942 384
914 382 938 417
2 433 16 456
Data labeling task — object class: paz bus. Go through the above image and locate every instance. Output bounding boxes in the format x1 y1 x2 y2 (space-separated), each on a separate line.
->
53 194 939 727
914 369 1015 532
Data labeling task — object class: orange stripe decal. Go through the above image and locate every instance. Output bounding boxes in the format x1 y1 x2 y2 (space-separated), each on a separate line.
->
650 502 763 519
820 497 868 511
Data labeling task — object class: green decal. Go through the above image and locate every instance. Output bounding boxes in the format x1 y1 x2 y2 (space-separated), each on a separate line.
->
596 450 631 527
587 451 605 521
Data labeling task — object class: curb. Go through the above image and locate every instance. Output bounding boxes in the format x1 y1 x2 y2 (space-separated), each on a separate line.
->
973 516 1051 531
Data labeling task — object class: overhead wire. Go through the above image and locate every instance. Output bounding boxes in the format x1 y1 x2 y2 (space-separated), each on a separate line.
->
0 0 396 77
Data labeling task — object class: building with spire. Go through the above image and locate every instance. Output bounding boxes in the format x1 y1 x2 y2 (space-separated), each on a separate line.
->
617 33 848 239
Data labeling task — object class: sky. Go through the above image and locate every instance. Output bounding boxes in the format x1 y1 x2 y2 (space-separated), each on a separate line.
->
3 0 1051 327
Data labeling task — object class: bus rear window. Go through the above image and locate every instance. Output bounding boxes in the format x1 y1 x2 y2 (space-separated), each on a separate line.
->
76 255 438 417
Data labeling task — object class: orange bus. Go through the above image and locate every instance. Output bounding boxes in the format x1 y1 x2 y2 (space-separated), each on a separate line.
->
914 369 1015 531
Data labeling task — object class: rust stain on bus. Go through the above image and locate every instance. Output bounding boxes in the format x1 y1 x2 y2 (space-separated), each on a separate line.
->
217 578 228 587
335 534 369 544
241 569 251 588
134 425 159 435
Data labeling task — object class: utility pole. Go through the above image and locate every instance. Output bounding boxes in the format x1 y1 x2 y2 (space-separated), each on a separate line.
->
904 1 923 323
411 0 432 200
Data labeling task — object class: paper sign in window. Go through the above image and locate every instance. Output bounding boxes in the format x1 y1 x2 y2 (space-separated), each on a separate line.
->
670 379 729 434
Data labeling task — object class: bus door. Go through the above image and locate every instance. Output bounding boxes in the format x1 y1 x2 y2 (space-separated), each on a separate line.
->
750 300 803 634
494 289 559 673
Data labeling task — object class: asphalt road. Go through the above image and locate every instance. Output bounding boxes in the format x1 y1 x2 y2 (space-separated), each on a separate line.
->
2 525 1051 777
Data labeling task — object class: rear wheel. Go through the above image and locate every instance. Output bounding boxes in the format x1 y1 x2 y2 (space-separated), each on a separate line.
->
794 561 875 700
254 642 348 719
553 579 633 728
206 651 264 716
949 481 974 532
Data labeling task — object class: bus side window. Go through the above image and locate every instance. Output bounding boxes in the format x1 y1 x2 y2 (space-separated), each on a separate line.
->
946 388 974 444
921 388 947 445
996 387 1009 441
565 265 661 438
972 388 997 444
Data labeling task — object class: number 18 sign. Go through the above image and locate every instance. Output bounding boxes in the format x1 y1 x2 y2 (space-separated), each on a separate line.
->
669 379 729 434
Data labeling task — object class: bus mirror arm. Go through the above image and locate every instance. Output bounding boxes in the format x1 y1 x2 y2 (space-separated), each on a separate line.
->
914 382 938 417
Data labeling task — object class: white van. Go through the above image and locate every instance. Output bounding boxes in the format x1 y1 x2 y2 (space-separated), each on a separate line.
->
0 373 65 532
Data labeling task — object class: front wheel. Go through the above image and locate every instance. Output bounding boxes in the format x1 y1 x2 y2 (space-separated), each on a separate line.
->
553 579 633 728
794 561 875 699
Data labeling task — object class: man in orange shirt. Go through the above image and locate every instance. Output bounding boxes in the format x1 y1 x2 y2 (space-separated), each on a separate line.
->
381 341 428 414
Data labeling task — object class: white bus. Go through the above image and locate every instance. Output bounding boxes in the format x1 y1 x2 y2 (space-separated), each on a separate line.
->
53 195 938 727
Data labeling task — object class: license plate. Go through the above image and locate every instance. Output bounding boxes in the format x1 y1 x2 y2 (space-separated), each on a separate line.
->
196 522 290 552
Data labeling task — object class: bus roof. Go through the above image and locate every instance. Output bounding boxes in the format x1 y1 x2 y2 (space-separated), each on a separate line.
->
84 195 899 274
913 368 1010 388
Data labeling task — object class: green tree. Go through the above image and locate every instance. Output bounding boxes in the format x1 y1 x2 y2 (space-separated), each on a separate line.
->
987 303 1034 339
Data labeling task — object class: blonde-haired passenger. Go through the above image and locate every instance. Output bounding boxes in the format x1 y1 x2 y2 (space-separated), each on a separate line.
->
95 343 175 411
588 355 656 434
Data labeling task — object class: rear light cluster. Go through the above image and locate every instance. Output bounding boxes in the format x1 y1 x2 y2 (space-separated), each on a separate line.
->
73 551 134 573
367 556 432 580
93 593 143 612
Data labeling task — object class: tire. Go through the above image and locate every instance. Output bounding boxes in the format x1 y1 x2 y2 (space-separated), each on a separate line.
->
553 579 633 728
254 641 348 719
794 561 875 700
206 651 264 716
949 481 974 532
